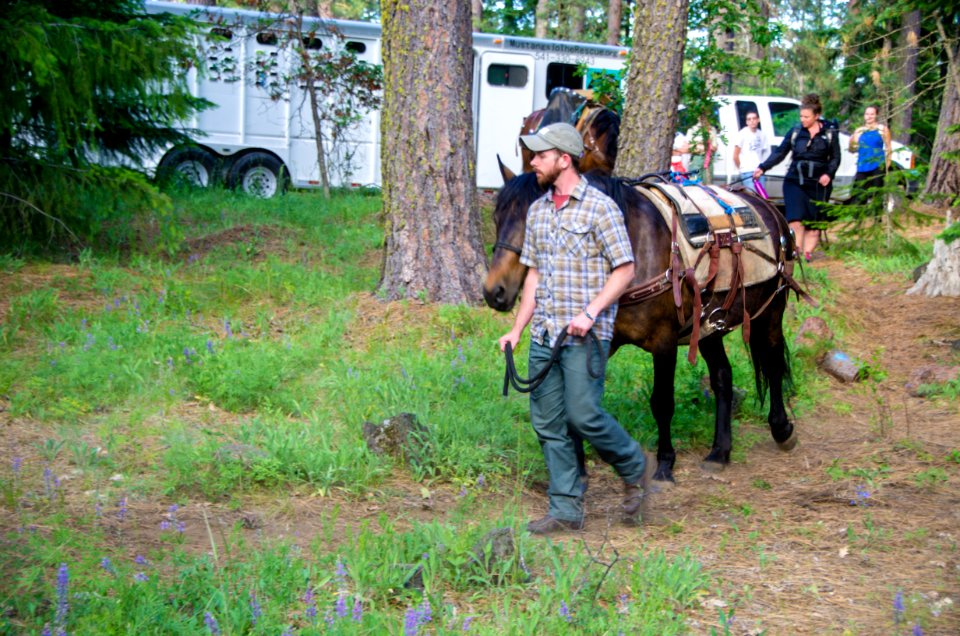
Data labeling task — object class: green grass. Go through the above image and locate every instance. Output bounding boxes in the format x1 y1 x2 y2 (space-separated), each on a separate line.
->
0 186 872 634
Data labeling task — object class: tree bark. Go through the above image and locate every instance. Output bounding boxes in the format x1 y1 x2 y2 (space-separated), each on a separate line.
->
897 9 920 145
924 31 960 198
908 237 960 297
569 1 586 39
379 0 487 304
472 0 483 30
617 0 689 175
535 0 549 38
606 0 622 46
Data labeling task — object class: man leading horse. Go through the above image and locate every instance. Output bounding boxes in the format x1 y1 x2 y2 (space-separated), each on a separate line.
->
496 123 647 534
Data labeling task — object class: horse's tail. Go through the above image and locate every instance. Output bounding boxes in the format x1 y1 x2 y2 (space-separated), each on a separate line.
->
748 305 793 409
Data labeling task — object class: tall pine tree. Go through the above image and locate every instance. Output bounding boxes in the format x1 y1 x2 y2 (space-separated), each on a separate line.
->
0 0 209 248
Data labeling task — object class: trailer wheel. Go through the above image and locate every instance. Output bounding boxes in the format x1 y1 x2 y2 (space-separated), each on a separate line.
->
157 147 219 188
228 152 288 198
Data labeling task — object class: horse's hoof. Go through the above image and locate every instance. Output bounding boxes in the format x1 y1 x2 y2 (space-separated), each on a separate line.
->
777 430 799 452
700 460 725 473
649 478 674 492
652 464 676 486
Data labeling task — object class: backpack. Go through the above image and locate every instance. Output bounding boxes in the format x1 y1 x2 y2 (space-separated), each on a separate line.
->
790 118 837 149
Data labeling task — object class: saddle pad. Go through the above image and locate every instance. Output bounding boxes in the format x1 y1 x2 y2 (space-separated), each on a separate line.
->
636 184 779 292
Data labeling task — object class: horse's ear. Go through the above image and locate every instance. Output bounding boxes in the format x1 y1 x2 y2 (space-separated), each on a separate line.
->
497 155 516 184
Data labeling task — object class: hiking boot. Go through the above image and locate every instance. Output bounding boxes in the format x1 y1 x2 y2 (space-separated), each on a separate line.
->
526 515 584 535
621 482 645 526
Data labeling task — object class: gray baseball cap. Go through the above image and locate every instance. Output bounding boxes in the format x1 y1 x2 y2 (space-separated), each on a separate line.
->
520 123 584 157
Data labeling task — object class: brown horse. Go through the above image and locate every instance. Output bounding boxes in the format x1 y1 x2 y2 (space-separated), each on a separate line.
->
483 165 800 484
519 102 620 175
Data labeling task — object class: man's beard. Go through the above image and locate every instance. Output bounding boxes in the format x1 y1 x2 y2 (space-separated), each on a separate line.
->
535 163 562 187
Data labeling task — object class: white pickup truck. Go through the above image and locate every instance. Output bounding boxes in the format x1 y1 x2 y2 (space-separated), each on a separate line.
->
704 95 916 203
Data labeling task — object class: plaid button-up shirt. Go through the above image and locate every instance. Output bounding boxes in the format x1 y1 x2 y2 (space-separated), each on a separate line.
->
520 176 634 346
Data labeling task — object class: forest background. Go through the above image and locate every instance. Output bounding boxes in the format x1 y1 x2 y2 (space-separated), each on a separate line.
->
233 0 947 165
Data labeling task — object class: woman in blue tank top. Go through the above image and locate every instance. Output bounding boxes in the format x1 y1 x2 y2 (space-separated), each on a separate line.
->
848 106 892 206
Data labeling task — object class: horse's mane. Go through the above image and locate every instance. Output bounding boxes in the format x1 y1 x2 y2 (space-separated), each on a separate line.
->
496 171 544 216
583 171 644 221
590 108 621 163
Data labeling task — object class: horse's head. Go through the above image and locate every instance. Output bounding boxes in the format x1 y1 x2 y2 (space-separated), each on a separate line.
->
482 159 545 311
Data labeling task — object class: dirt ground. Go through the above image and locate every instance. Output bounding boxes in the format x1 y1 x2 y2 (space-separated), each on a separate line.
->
2 220 959 635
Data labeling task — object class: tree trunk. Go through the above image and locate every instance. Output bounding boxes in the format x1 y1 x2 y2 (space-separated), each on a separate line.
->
569 1 586 39
617 0 689 175
924 35 960 197
606 0 622 46
908 236 960 297
897 9 920 145
535 0 549 38
379 0 487 304
472 0 483 30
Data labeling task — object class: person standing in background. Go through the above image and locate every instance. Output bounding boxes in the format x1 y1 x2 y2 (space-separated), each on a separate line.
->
754 94 840 263
848 105 893 206
733 111 769 195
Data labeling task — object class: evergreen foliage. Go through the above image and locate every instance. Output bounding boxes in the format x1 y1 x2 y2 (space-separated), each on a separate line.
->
0 0 210 250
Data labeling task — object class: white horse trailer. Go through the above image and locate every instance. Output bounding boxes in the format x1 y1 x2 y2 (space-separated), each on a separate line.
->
143 1 628 196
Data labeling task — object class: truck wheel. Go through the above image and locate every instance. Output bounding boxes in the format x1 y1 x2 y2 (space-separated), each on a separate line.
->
227 152 288 198
157 147 219 188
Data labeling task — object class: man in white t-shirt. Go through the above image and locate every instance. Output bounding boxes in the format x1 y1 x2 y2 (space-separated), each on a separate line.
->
733 111 769 194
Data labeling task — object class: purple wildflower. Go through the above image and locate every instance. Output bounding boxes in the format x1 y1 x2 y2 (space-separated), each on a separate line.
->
12 457 22 475
100 557 114 574
206 339 214 354
203 611 221 635
851 485 871 507
912 623 923 636
458 486 467 498
134 555 148 566
94 501 103 518
160 521 171 531
335 558 347 584
352 597 362 623
41 626 51 636
462 616 474 631
894 590 905 623
43 467 60 499
55 563 69 633
133 572 148 583
403 606 420 636
280 628 294 636
559 600 572 623
249 590 262 626
335 593 348 619
304 585 317 620
117 496 127 522
418 599 432 624
477 474 486 488
224 320 233 338
108 337 118 351
324 610 334 628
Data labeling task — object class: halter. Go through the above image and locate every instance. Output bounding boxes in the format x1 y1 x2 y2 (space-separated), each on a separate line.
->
493 240 523 256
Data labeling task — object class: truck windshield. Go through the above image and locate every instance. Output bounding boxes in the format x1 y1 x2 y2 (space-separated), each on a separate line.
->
769 102 799 137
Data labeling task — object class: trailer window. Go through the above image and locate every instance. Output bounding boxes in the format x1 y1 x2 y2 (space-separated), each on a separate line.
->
346 41 367 54
301 36 323 50
545 63 583 98
487 64 528 88
256 32 279 46
770 101 799 137
735 101 759 130
209 27 233 41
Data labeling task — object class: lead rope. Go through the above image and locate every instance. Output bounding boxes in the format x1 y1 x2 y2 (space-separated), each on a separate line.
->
502 329 605 396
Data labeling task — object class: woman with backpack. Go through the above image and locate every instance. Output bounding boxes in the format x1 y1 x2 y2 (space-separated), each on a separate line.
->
753 94 840 262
